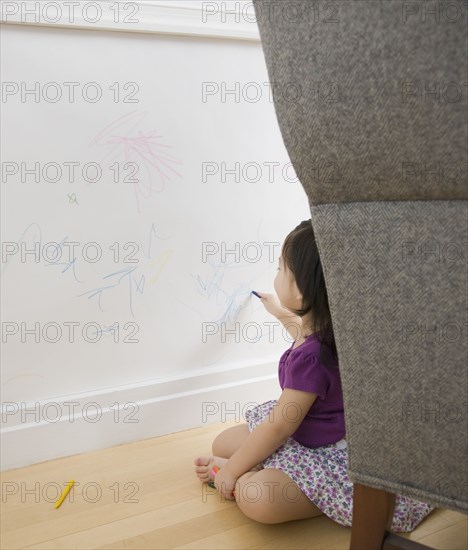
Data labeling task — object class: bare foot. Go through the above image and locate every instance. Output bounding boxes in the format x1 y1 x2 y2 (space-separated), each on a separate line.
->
193 455 229 483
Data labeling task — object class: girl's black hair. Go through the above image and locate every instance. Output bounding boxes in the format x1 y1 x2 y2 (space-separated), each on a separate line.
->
282 219 338 368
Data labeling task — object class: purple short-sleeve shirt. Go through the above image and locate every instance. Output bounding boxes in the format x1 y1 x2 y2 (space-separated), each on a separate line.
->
278 333 346 448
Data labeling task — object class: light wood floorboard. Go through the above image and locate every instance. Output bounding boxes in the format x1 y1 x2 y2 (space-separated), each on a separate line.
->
1 420 466 549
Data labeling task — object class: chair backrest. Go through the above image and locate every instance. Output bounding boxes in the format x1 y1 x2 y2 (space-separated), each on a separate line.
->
253 0 467 513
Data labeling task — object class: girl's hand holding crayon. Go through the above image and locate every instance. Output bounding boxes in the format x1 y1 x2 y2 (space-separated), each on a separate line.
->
210 465 237 500
252 291 297 320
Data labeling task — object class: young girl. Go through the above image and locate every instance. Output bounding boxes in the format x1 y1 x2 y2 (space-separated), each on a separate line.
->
194 220 435 531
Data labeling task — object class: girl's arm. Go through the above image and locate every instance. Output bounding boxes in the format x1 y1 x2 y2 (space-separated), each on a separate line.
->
256 292 303 339
226 388 318 479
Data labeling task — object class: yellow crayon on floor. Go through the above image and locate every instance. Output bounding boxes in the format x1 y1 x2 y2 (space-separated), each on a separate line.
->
55 479 75 509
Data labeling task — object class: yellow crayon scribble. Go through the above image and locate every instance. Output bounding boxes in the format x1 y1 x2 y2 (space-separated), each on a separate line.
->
148 249 173 285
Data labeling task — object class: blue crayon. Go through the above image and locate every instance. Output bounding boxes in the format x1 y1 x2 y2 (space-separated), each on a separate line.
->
251 291 262 299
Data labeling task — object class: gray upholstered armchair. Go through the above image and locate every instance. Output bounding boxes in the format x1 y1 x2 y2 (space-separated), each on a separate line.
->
252 1 467 548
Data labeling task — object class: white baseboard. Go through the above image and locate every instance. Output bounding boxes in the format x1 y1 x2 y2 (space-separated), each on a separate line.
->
0 0 261 41
1 360 279 471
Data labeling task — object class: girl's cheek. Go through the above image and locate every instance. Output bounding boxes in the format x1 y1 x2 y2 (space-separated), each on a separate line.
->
273 276 279 296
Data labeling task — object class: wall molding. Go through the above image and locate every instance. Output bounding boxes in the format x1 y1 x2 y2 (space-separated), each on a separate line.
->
0 0 261 40
1 359 278 471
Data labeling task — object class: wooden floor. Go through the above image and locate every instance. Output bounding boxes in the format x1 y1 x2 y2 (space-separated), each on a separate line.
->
1 420 467 549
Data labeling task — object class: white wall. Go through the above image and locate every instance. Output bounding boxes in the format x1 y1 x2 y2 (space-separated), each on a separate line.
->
0 1 311 470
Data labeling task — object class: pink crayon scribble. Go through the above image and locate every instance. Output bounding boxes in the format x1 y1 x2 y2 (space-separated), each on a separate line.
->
90 111 183 212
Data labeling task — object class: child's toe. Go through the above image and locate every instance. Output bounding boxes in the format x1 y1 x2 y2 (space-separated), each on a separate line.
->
194 456 216 483
194 455 212 467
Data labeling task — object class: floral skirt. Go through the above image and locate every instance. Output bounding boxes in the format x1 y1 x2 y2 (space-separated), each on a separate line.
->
245 400 435 533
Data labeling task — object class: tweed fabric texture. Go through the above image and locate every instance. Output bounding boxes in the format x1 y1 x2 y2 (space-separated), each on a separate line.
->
252 0 467 204
310 200 467 513
253 0 468 513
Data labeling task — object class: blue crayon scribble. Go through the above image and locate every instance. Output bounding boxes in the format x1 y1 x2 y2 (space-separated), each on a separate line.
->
86 321 123 340
3 222 172 321
42 236 84 283
1 222 43 278
215 283 253 325
193 258 258 325
78 265 145 318
147 223 174 259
